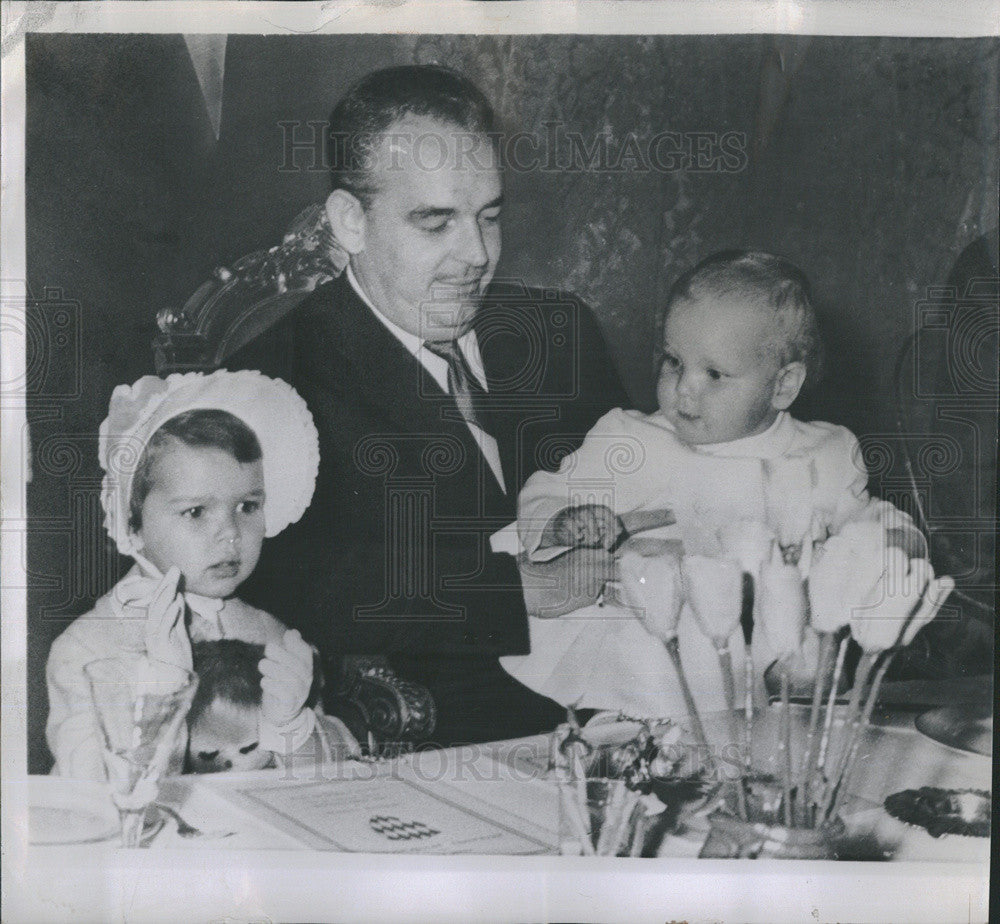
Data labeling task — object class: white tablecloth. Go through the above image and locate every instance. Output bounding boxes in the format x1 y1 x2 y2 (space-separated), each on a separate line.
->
22 705 991 861
10 704 991 924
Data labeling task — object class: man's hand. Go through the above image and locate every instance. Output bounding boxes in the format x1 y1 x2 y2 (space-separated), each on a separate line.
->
519 547 617 618
259 629 314 728
540 503 622 551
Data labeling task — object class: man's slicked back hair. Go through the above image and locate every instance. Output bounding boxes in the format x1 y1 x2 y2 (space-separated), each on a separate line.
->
327 64 497 209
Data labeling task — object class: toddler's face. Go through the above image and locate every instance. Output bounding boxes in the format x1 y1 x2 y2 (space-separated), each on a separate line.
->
188 699 271 773
135 442 266 597
657 294 782 446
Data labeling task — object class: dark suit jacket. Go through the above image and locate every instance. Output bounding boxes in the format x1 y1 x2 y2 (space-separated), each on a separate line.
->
230 273 628 732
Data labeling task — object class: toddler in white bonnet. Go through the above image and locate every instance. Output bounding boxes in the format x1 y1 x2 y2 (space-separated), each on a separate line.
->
46 369 358 778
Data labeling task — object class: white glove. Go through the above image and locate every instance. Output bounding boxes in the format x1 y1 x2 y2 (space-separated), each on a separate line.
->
259 629 315 728
142 566 192 672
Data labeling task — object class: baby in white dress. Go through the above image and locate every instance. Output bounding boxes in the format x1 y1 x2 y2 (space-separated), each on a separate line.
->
503 251 920 719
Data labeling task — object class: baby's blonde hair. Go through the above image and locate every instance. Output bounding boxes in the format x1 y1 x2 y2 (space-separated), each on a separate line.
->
663 250 825 388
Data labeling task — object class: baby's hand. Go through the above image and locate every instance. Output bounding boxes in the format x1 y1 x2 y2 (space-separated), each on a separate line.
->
259 629 314 728
885 525 928 560
543 503 622 551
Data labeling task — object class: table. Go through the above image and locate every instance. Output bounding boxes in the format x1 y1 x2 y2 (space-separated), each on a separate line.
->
9 705 991 923
23 704 991 860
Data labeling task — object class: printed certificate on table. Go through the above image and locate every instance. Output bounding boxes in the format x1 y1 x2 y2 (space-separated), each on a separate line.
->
199 762 556 854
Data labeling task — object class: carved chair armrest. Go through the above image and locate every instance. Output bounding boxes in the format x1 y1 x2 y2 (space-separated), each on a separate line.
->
325 655 437 756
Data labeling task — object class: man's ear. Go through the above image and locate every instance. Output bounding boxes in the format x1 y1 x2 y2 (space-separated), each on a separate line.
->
324 189 366 255
771 361 806 410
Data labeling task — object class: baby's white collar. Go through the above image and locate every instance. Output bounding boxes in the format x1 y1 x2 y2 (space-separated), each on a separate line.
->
655 410 793 458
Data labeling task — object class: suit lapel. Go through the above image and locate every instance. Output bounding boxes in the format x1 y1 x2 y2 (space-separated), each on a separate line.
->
319 276 452 436
320 277 509 500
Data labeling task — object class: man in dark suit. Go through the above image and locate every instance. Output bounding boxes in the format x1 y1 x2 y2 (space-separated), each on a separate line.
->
232 65 627 745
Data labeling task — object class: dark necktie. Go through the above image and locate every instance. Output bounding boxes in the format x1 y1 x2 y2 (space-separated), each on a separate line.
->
424 339 491 436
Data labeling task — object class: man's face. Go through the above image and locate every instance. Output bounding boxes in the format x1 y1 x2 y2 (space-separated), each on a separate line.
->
350 115 503 341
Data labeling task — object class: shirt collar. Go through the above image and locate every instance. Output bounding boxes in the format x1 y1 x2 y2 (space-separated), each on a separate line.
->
347 265 425 355
345 264 482 376
657 410 794 458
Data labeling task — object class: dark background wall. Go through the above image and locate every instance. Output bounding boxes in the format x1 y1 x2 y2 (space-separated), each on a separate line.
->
25 34 998 772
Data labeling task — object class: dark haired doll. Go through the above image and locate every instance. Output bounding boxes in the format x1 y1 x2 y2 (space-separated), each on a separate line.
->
187 640 358 773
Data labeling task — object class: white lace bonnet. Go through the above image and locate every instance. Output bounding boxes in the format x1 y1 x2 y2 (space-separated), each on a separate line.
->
99 369 320 556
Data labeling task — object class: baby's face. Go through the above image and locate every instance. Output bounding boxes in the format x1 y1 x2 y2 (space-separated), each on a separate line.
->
657 294 782 446
188 699 271 773
135 442 265 597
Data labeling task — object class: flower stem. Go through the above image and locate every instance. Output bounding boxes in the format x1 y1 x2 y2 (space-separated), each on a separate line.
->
663 636 714 773
740 572 755 778
797 631 836 818
561 738 596 855
715 640 747 820
779 660 794 827
559 782 594 855
715 641 741 748
818 650 878 822
815 635 849 788
744 647 754 777
595 781 625 855
827 650 896 822
629 809 647 857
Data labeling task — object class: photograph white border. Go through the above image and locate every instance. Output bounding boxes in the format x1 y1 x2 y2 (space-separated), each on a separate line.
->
2 3 995 921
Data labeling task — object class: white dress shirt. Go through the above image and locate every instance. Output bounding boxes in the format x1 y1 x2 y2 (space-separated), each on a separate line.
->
345 266 506 492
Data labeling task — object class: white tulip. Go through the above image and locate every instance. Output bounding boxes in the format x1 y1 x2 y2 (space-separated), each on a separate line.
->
850 550 933 653
717 519 776 576
901 575 955 647
807 521 892 634
762 456 817 547
618 548 684 642
756 561 807 659
681 555 743 643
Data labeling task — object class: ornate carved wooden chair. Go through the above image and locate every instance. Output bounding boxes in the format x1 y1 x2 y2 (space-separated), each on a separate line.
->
153 205 345 374
154 205 436 752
